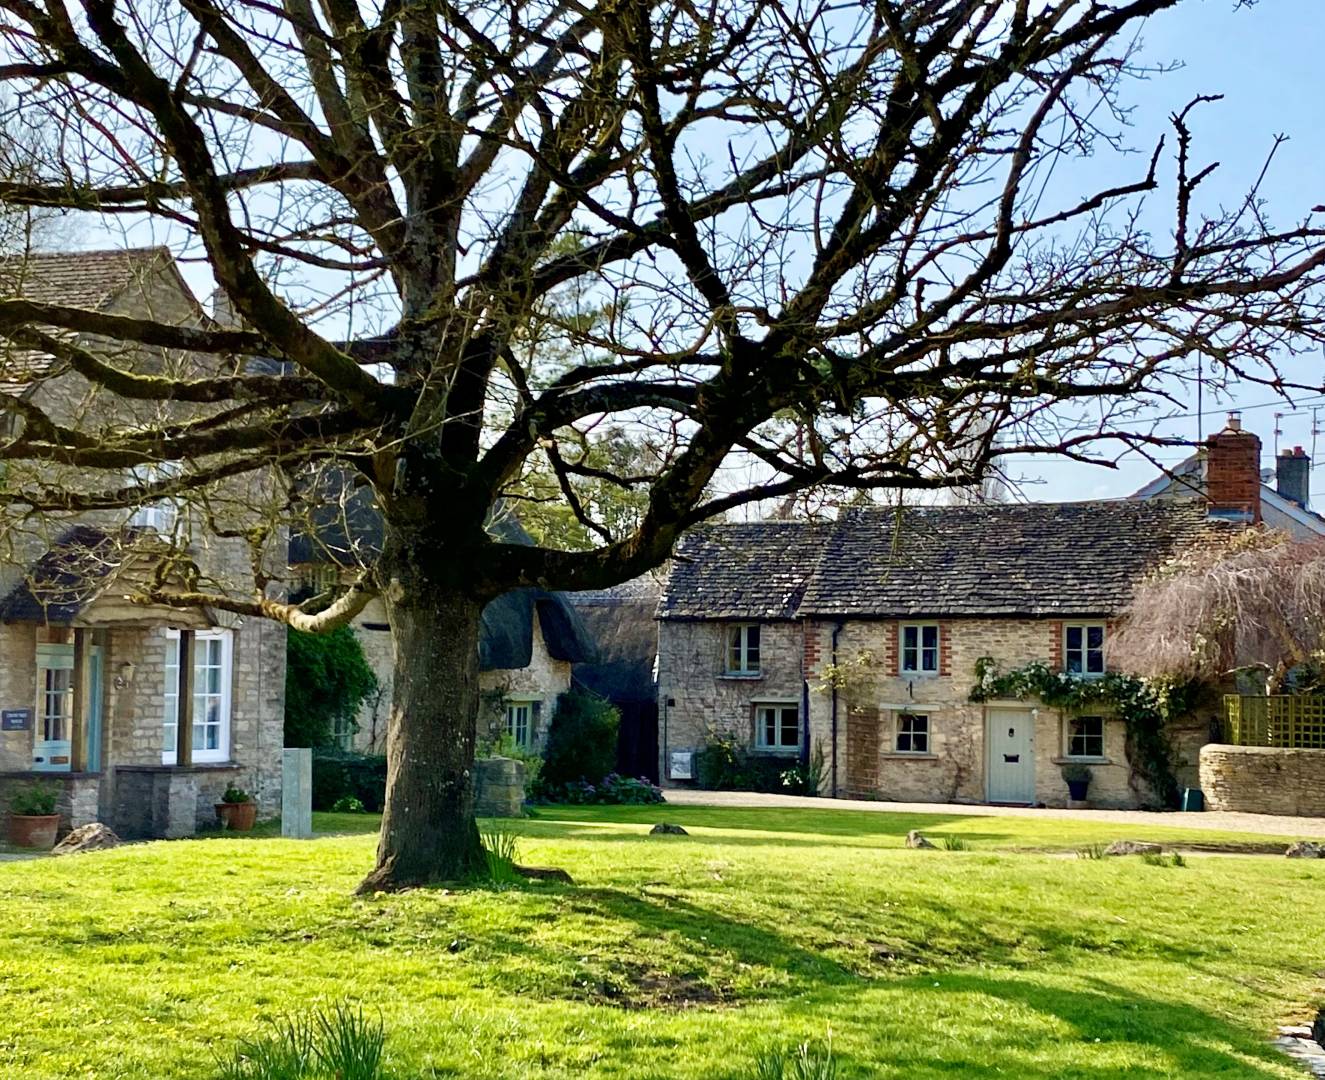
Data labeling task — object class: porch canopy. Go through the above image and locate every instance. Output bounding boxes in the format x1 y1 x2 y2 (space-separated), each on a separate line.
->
0 525 218 768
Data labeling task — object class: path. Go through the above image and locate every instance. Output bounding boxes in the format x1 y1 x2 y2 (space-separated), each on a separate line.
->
663 788 1325 839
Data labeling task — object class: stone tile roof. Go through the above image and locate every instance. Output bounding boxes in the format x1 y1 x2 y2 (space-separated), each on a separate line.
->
659 498 1229 620
0 526 125 623
658 520 836 619
0 247 178 395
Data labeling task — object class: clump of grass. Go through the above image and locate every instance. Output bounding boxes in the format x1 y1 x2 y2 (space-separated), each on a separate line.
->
1142 851 1186 868
480 822 522 887
1076 843 1106 860
215 1004 385 1080
940 836 968 852
752 1036 837 1080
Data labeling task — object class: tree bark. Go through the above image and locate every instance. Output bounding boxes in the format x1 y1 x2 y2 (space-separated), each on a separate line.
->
357 589 485 892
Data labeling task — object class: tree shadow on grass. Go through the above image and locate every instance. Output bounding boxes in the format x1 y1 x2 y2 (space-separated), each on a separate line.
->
833 970 1296 1079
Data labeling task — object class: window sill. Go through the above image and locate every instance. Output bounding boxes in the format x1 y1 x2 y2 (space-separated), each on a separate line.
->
1051 756 1113 766
899 671 943 679
750 747 800 757
718 672 764 681
880 752 939 761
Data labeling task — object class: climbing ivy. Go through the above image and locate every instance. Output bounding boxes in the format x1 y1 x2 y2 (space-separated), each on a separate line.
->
969 658 1198 808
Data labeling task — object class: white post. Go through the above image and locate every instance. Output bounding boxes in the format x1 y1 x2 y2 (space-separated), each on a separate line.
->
281 747 313 838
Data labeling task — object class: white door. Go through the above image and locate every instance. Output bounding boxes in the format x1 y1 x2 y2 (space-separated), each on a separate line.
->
987 709 1035 804
33 644 74 772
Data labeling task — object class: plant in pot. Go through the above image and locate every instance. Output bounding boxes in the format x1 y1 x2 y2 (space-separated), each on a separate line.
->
7 780 61 849
214 784 258 832
1061 763 1093 806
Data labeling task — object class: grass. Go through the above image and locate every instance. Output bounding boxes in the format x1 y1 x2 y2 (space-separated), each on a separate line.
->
0 804 1322 1078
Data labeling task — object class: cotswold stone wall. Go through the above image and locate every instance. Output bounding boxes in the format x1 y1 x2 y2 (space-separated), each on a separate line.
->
656 619 805 784
1199 744 1325 816
804 617 1144 807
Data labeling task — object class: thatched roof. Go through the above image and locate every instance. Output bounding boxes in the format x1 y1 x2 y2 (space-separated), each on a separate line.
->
568 577 661 702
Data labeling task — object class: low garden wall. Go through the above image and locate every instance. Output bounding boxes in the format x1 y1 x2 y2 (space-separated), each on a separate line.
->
1198 744 1325 816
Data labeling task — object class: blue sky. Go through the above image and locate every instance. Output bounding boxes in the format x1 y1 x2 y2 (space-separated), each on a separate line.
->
76 0 1325 509
1017 0 1325 503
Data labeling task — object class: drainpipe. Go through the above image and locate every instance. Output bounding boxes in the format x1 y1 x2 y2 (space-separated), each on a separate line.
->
830 619 844 797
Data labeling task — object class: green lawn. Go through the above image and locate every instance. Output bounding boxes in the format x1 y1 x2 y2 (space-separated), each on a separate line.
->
1 805 1322 1078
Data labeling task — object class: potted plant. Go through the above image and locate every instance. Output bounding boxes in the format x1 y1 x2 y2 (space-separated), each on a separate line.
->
214 784 258 831
7 780 61 849
1061 763 1093 807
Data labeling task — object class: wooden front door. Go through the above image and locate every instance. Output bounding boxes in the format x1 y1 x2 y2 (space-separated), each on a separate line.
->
986 708 1035 804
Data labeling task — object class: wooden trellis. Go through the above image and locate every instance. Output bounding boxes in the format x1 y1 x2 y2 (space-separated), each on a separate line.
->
1223 695 1325 750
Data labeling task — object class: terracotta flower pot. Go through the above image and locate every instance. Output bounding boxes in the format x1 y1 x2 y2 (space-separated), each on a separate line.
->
7 813 60 849
215 801 258 832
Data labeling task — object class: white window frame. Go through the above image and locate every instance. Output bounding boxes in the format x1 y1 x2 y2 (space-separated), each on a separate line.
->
754 701 800 754
1064 623 1107 678
900 623 940 675
504 698 538 748
894 711 931 754
162 628 233 764
725 623 761 676
127 461 183 534
1065 714 1106 760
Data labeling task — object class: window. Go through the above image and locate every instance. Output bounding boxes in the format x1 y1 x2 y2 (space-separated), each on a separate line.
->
330 713 357 751
1064 623 1106 677
754 703 799 753
900 624 940 674
42 667 72 744
895 712 930 754
127 461 183 533
505 700 538 748
1066 715 1105 759
162 629 233 764
726 623 761 675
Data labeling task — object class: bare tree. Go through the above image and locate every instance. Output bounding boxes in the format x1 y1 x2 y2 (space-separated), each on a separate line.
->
1111 530 1325 692
0 0 1323 889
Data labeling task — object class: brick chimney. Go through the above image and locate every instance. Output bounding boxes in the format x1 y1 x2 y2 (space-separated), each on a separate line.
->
1205 411 1261 523
1276 445 1311 509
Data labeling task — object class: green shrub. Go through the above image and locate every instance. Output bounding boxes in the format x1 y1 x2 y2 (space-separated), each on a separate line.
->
330 795 366 814
544 774 664 805
221 784 253 805
284 625 378 749
9 780 59 816
214 1003 385 1080
537 687 619 790
696 735 820 795
311 750 387 812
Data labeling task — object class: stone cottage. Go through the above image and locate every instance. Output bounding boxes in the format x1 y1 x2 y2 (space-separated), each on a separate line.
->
290 494 596 754
656 418 1304 809
0 248 286 838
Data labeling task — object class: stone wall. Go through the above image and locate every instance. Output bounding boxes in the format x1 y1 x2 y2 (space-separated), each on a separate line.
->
1199 744 1325 816
657 619 805 783
657 614 1201 808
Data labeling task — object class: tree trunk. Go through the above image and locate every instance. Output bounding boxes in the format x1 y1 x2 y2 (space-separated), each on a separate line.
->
357 590 485 893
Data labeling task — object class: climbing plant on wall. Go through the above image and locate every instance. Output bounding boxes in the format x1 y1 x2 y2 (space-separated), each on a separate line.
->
970 658 1199 808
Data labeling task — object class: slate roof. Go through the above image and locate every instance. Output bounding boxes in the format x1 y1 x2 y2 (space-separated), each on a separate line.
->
659 498 1229 621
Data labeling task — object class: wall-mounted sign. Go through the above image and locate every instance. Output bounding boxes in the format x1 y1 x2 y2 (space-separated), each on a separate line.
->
1 708 32 731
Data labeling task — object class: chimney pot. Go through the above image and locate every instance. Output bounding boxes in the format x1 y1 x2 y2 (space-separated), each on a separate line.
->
1276 441 1311 509
1225 410 1242 432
